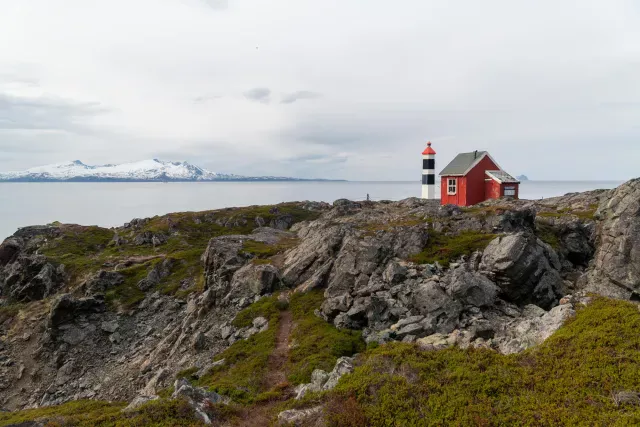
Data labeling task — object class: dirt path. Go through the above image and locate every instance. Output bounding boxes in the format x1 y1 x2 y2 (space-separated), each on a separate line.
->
264 310 293 389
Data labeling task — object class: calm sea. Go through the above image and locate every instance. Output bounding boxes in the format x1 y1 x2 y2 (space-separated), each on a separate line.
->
0 180 623 241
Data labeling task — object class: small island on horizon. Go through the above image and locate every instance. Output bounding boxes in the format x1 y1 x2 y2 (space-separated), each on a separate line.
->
0 159 344 183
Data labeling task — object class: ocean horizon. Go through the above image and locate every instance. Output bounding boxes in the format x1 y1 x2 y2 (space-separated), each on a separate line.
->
0 179 624 240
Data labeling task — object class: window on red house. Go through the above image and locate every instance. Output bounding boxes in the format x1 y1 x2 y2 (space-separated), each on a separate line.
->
447 178 457 195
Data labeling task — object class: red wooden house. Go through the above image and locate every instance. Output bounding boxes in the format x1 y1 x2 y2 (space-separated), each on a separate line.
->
439 150 520 206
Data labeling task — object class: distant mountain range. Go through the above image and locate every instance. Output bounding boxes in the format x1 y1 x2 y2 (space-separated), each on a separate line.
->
0 159 338 182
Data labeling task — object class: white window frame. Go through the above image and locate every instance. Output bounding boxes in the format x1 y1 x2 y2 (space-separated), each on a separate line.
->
504 186 516 196
447 178 457 195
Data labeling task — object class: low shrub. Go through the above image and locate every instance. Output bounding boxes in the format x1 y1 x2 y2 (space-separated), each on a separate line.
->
287 291 365 384
197 295 284 403
330 297 640 426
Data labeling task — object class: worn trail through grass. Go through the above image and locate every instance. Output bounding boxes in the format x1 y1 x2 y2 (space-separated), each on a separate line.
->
265 310 293 390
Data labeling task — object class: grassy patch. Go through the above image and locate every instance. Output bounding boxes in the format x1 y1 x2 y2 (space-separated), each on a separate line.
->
330 297 640 426
0 398 206 426
409 230 497 268
41 226 115 281
462 205 511 217
537 205 599 222
231 295 287 328
104 262 154 309
360 217 425 236
242 237 299 263
536 223 562 250
0 400 124 427
196 295 285 403
287 291 365 385
139 203 321 246
34 203 320 308
158 249 205 297
176 367 199 381
0 303 24 324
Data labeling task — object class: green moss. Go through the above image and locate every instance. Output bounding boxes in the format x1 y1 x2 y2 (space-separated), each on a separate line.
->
287 291 365 385
536 223 562 250
157 386 175 399
0 397 213 426
41 226 115 281
242 237 299 262
35 203 320 308
196 325 278 403
140 203 320 247
462 205 511 217
42 226 115 258
330 298 640 426
0 400 125 426
232 295 285 328
0 303 24 324
105 262 155 309
360 217 425 236
537 205 598 222
196 295 285 403
158 249 204 297
176 367 199 381
409 230 497 268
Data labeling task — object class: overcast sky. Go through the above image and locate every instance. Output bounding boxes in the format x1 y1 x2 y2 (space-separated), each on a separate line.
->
1 0 639 180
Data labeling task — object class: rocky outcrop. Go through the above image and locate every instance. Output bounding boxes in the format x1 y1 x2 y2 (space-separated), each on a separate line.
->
47 294 106 329
171 379 229 424
294 356 355 400
137 259 175 291
480 233 563 309
0 237 65 302
278 406 324 426
132 231 167 247
583 178 640 299
203 235 251 295
227 264 281 300
202 228 292 307
1 182 638 416
83 271 124 295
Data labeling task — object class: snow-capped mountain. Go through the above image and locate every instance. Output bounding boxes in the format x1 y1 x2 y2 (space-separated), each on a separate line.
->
0 159 309 182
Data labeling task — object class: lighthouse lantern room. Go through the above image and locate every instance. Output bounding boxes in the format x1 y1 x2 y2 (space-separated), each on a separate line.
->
421 142 436 199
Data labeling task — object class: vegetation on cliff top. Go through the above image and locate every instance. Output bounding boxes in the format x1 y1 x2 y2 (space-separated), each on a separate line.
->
37 203 321 307
3 297 640 425
327 297 640 426
288 291 365 385
195 295 284 403
537 204 599 221
196 291 364 404
0 398 204 427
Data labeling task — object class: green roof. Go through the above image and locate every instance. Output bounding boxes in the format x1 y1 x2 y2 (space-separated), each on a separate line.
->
439 151 487 176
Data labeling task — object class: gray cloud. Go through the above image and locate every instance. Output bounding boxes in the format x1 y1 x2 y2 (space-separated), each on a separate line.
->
1 1 639 181
0 93 108 133
281 91 322 104
243 87 271 103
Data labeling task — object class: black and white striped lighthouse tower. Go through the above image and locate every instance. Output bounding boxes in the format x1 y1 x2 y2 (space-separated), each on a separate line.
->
421 141 436 199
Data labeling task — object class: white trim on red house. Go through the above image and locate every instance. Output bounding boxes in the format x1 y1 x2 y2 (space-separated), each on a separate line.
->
485 170 521 184
447 178 457 195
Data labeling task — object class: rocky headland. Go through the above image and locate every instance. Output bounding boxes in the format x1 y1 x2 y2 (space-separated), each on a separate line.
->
0 178 639 426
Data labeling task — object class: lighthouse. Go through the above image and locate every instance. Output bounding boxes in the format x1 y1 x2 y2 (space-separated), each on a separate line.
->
421 142 436 199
